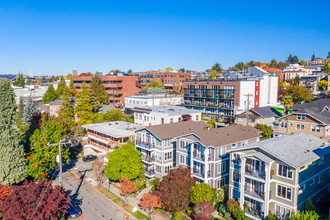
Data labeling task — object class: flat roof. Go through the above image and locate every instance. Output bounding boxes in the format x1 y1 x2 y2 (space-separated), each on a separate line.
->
133 105 201 116
82 121 145 138
126 95 182 100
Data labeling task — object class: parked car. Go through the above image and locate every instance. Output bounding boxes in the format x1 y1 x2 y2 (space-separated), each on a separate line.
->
66 203 82 219
83 155 97 162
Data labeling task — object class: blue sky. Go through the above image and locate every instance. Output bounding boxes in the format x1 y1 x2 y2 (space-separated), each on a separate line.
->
0 0 329 75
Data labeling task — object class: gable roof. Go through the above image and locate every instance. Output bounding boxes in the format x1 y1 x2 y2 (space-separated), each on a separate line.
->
234 133 329 168
291 99 330 124
250 106 283 118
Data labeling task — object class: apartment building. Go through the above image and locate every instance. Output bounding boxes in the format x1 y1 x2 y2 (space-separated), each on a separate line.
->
82 121 144 157
134 121 209 178
72 75 141 105
235 106 282 127
183 75 278 119
228 134 329 219
137 71 191 87
133 105 202 126
273 99 330 141
283 64 313 81
175 125 261 188
299 73 327 95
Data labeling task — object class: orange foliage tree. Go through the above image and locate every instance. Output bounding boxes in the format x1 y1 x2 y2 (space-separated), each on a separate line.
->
119 176 137 202
0 184 11 202
139 193 162 219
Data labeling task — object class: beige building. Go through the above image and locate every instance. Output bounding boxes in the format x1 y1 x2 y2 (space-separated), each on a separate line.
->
235 107 282 127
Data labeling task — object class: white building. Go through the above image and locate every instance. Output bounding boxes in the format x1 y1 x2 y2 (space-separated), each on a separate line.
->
133 105 202 126
283 64 313 81
125 95 183 109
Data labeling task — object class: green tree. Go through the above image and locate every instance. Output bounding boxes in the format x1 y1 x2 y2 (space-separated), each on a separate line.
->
104 141 143 181
189 183 214 204
13 73 25 88
266 214 278 220
299 60 307 66
311 53 316 61
290 210 319 220
294 75 301 84
75 82 94 125
68 79 78 98
42 84 59 104
22 97 37 124
17 98 24 122
269 59 278 68
324 63 330 73
255 124 273 139
90 73 109 105
212 62 223 73
0 80 27 185
286 84 313 103
292 55 299 64
27 116 70 180
318 80 328 91
56 77 66 98
146 77 163 88
286 54 293 64
277 61 287 68
58 85 74 123
103 108 130 122
127 69 133 74
304 198 315 211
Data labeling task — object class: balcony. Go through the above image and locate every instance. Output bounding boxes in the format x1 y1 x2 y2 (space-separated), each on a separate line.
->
244 186 265 200
135 140 156 150
245 208 264 219
144 168 155 177
141 155 155 163
245 168 266 180
193 151 205 161
193 167 205 179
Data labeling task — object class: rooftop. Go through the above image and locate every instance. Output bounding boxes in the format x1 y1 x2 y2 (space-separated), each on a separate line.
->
234 133 329 168
133 105 202 116
82 121 145 138
292 99 330 124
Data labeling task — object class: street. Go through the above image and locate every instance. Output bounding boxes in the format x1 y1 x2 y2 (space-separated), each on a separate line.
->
56 159 134 220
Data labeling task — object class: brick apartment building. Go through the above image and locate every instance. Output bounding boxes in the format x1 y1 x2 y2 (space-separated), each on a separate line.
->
183 75 278 119
72 75 141 104
137 71 191 88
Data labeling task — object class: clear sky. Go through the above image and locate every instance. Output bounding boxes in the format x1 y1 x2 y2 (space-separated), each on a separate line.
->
1 0 329 75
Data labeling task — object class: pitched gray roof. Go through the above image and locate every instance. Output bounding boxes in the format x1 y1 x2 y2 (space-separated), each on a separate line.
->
251 106 282 118
292 99 330 124
236 133 329 168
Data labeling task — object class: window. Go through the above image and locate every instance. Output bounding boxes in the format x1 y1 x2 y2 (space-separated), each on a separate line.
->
180 140 185 149
196 115 199 121
135 113 138 119
317 173 323 184
164 152 173 160
297 114 306 120
164 165 172 174
233 171 240 182
233 189 240 200
161 118 164 124
179 154 185 164
233 154 240 164
278 165 293 179
155 165 161 173
311 125 321 132
310 178 315 185
276 205 291 219
217 161 226 173
296 124 305 130
277 185 292 200
217 146 225 157
232 143 237 148
299 184 305 193
242 141 248 146
280 122 287 128
319 157 324 165
170 118 174 123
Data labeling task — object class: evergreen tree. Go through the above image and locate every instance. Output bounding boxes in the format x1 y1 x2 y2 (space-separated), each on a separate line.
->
58 85 74 122
90 73 109 105
211 62 223 73
311 53 316 61
0 80 27 185
56 77 66 98
13 73 25 88
22 97 37 124
68 79 77 98
269 59 277 68
42 84 59 104
75 82 94 124
292 55 299 64
286 54 293 64
89 88 102 113
17 98 24 122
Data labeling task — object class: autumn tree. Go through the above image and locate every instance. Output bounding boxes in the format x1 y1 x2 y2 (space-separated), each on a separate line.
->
227 199 245 220
0 80 27 185
165 67 173 72
0 184 11 202
156 166 195 212
0 180 69 220
299 60 307 66
324 63 330 73
75 82 94 125
282 95 294 114
255 124 273 139
277 61 287 68
147 77 163 88
93 158 104 187
68 79 78 98
210 70 217 80
58 85 75 123
120 176 137 202
139 193 162 219
318 80 328 91
104 141 143 181
285 84 313 103
193 201 213 220
189 183 214 204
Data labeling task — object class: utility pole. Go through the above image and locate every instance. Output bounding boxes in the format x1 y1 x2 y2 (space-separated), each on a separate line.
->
245 94 253 126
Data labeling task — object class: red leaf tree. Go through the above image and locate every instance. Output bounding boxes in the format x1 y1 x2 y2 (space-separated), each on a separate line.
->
193 201 213 220
157 166 196 212
139 193 162 219
0 184 11 202
120 176 137 202
0 180 69 220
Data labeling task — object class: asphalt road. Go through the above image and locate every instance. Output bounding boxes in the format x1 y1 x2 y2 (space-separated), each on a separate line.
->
60 172 132 220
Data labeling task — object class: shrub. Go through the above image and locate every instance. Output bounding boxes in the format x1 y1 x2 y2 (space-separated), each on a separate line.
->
266 214 278 220
172 211 183 220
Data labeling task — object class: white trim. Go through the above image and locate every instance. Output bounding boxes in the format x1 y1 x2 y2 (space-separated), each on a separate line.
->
270 179 297 188
275 183 293 202
269 199 296 210
276 163 293 180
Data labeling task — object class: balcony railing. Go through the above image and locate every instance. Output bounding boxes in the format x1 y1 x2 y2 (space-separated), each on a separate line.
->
193 167 204 179
184 101 234 110
136 140 156 150
245 208 264 219
145 168 155 176
141 155 155 163
245 168 266 179
193 151 205 161
244 186 265 200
